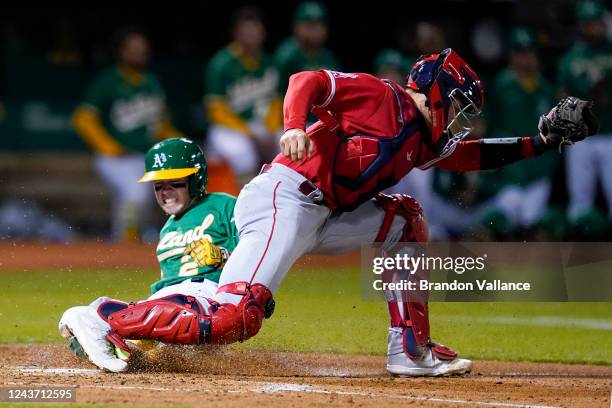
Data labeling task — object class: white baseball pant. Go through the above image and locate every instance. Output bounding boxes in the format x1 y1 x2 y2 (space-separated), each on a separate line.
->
215 163 407 305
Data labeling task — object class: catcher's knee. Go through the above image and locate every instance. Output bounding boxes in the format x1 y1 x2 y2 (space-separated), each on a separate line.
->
375 193 429 243
97 294 210 345
210 282 275 344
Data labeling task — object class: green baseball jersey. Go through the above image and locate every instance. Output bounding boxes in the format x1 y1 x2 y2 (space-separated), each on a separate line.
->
274 38 342 93
151 192 238 294
558 39 612 134
81 66 166 153
205 45 279 122
478 68 558 198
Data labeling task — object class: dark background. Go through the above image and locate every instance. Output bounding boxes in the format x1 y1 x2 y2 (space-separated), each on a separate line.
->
1 1 583 73
0 0 594 148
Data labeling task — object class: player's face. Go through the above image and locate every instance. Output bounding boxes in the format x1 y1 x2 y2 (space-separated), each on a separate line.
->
294 21 328 48
153 177 192 216
510 49 538 74
234 19 265 50
119 33 150 70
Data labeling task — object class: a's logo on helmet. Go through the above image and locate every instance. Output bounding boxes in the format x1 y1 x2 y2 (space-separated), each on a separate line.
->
152 153 167 168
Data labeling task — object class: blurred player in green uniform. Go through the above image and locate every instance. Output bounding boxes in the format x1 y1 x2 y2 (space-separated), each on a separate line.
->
73 28 181 241
478 27 558 237
204 6 282 184
558 0 612 236
274 2 342 94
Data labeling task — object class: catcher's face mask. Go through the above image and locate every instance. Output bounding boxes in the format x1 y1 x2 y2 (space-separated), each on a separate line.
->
445 88 481 147
407 48 483 156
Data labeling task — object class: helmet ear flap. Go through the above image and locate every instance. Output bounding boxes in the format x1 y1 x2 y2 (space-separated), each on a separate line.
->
187 167 208 199
187 174 197 198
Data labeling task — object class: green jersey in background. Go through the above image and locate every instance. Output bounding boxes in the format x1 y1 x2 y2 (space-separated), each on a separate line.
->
478 68 557 198
205 45 279 122
151 192 238 294
81 66 166 153
274 38 342 93
558 39 612 134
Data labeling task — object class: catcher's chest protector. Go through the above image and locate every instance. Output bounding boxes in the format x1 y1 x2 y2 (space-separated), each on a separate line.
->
316 85 426 210
274 81 428 210
331 123 425 210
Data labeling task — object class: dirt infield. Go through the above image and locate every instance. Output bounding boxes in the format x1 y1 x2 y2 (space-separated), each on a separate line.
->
0 242 360 270
1 344 610 407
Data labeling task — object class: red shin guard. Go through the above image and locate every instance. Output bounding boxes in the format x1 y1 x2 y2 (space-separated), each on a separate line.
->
376 194 456 360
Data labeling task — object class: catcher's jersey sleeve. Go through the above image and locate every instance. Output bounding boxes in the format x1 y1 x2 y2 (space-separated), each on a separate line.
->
151 193 238 294
284 70 401 136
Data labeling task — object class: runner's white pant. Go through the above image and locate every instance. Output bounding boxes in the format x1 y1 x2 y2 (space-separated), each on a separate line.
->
566 134 612 220
147 278 218 310
216 163 407 305
94 154 152 240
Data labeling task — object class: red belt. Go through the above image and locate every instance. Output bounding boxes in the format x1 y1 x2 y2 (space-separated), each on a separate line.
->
260 163 322 203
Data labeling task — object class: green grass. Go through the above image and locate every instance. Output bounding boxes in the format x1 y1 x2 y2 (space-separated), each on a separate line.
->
1 267 611 364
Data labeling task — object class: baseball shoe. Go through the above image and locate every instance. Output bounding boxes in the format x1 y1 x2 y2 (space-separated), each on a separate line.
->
59 305 128 373
386 328 472 377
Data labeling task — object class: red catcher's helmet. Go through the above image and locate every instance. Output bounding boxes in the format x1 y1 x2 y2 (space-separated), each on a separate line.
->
407 48 484 155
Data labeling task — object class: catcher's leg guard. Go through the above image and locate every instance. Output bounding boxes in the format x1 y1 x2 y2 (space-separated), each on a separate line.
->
97 294 210 345
375 193 429 244
209 282 275 344
375 193 456 361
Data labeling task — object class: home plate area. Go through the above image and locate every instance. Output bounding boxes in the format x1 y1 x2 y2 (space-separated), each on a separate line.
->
1 345 611 407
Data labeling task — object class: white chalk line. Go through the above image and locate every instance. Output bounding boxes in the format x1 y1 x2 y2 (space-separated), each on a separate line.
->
3 375 560 408
444 315 612 331
14 367 100 376
486 371 612 378
11 365 609 380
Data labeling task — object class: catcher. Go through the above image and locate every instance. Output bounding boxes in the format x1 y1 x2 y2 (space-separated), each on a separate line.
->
60 50 598 376
59 137 237 372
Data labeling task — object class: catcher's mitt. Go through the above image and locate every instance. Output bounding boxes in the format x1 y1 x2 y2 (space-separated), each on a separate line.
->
537 96 599 152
